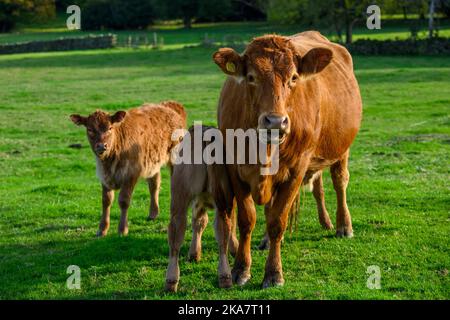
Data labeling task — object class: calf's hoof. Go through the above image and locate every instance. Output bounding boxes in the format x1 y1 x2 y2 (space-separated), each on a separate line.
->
165 280 179 293
147 210 159 221
336 227 353 238
218 274 233 289
188 252 201 263
262 272 285 289
231 268 251 286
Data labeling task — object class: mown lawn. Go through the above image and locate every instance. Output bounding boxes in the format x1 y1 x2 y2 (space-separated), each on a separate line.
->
0 24 449 300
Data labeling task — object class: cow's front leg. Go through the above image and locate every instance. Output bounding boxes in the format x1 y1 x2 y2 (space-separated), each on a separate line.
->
263 172 305 288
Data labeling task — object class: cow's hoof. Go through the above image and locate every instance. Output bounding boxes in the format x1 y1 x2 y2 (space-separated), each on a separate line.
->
262 272 284 289
320 221 334 230
188 252 201 263
336 228 353 238
165 280 179 293
118 231 129 237
219 274 233 288
96 230 107 237
232 268 251 286
258 237 269 251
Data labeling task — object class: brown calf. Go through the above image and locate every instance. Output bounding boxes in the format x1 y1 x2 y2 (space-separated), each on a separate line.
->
165 125 239 292
213 31 362 288
70 101 186 236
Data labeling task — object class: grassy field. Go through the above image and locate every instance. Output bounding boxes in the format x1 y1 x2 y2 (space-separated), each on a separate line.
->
0 23 449 300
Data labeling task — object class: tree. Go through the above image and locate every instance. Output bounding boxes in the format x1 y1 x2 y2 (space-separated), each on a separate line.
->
0 0 55 33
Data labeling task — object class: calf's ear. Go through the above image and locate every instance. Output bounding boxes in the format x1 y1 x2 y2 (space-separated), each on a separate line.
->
298 47 333 76
70 114 87 126
110 111 126 124
213 48 244 77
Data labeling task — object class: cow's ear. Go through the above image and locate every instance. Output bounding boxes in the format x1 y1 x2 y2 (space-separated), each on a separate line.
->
298 48 333 76
213 48 244 77
110 111 126 124
70 114 87 126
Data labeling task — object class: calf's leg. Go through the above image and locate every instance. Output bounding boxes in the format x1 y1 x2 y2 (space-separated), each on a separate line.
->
232 191 256 286
312 171 333 230
147 172 161 221
214 207 234 288
165 194 189 292
97 185 114 237
117 179 137 236
330 152 353 238
188 199 208 262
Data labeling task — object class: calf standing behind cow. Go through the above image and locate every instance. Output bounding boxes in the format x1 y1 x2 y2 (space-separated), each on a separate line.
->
165 125 239 292
70 101 186 236
213 31 362 288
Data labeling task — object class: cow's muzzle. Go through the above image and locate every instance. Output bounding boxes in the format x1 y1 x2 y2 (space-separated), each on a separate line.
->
258 113 290 144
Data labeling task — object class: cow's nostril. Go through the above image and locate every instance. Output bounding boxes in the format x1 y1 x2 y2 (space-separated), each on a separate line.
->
264 116 272 127
281 117 289 129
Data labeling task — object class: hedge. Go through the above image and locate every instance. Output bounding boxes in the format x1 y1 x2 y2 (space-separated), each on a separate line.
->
0 34 117 55
346 37 450 56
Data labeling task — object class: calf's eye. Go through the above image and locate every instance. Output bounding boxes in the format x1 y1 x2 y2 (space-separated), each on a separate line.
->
291 74 299 83
247 74 255 83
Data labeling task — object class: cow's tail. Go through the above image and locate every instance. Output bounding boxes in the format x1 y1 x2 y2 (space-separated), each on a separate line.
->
287 189 303 235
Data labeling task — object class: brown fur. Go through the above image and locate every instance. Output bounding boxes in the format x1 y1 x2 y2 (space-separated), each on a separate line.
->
70 101 186 236
165 125 239 292
213 31 362 288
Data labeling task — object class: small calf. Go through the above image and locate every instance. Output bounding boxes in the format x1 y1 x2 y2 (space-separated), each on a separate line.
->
165 125 239 293
70 101 186 236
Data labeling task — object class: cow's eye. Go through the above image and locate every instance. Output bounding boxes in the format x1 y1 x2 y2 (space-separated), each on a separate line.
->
291 74 299 83
109 126 113 131
247 74 255 83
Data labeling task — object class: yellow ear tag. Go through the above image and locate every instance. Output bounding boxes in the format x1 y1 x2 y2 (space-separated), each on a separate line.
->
226 62 236 73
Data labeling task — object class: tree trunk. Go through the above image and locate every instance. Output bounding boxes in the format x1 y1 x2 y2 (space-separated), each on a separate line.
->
183 16 192 29
429 0 436 38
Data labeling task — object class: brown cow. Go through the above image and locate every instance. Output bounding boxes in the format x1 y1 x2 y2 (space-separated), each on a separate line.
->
213 31 362 288
165 125 239 292
70 101 186 236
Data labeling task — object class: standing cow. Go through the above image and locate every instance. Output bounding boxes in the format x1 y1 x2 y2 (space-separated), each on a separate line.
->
213 31 362 288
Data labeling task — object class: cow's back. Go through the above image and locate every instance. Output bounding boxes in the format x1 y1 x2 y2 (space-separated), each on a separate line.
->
290 31 362 160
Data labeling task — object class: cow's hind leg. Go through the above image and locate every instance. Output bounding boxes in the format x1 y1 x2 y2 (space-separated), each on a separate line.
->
147 171 161 221
188 199 209 262
312 171 333 230
330 152 353 238
165 194 189 292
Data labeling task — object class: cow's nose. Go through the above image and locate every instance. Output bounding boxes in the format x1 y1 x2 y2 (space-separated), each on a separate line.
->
262 114 290 132
95 143 107 153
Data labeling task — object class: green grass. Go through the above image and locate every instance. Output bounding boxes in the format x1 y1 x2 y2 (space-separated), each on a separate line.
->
0 23 449 300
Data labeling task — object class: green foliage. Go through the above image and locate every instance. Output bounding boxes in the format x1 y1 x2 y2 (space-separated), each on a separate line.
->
82 0 156 30
0 0 55 32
